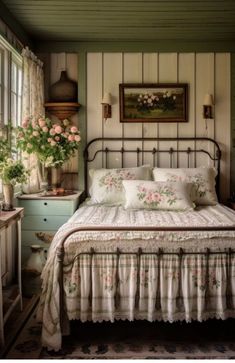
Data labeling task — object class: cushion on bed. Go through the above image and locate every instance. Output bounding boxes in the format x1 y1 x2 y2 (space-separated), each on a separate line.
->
152 167 218 205
123 180 195 211
89 165 151 204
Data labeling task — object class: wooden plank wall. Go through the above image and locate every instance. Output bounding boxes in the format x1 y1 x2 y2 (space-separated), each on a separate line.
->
39 52 79 190
43 52 230 202
87 52 230 202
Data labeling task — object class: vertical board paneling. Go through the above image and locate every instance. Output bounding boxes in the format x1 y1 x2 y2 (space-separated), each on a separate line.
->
178 53 195 167
142 53 159 165
158 53 178 167
85 51 230 200
123 53 143 167
215 53 231 201
63 53 78 173
87 53 103 173
103 53 123 168
195 53 215 167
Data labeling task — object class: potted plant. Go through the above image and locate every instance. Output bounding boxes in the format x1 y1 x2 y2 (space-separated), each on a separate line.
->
16 116 81 192
0 157 29 211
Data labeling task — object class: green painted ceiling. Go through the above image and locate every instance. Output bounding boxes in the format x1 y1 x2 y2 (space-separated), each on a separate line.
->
2 0 235 42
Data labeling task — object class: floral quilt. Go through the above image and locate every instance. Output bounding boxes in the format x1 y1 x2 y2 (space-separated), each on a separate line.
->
37 203 235 351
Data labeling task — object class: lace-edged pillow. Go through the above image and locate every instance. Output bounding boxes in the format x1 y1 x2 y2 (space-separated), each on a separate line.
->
89 165 151 205
152 167 218 206
123 180 195 211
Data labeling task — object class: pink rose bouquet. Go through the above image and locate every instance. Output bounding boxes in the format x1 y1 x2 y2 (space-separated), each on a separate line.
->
17 117 81 168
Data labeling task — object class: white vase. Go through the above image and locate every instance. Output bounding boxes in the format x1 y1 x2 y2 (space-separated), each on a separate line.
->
3 184 14 211
23 244 46 297
25 245 45 274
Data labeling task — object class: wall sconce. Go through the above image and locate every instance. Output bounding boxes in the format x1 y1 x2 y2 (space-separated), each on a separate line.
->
101 93 112 120
203 94 213 119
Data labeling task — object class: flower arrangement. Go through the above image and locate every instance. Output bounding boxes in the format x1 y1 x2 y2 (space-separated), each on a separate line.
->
16 117 81 168
0 158 29 185
137 90 177 113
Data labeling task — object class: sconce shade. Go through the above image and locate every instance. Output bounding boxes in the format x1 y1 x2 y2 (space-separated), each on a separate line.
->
203 94 213 106
101 92 112 105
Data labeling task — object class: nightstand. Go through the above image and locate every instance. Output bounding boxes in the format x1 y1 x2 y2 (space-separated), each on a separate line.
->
17 191 84 265
0 208 24 347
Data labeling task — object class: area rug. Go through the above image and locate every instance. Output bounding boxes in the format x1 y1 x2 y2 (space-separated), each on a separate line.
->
6 305 235 359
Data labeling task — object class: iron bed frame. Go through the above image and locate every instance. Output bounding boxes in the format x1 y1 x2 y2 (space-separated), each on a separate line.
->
57 137 235 331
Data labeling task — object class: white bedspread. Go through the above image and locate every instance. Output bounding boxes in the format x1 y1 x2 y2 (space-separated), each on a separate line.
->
37 203 235 351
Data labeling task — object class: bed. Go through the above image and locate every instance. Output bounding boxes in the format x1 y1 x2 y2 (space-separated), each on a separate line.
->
37 137 235 351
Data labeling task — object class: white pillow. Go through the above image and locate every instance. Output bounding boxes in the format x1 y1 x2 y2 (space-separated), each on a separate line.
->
89 165 151 205
152 167 218 205
123 180 195 211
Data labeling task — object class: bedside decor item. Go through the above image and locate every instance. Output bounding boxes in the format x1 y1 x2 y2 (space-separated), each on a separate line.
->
22 244 46 297
50 70 77 102
45 70 80 120
0 158 29 211
203 93 213 119
16 116 81 191
101 92 112 121
119 83 188 123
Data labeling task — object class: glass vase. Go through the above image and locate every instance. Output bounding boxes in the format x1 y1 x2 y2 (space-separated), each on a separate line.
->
40 163 48 195
51 166 62 189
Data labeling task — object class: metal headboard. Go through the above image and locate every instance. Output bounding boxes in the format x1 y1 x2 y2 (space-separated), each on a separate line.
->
84 137 222 200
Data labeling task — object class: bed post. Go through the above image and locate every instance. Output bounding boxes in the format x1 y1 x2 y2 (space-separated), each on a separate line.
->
57 245 65 331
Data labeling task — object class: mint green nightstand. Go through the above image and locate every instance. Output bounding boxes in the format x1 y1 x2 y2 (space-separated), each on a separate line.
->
17 191 84 265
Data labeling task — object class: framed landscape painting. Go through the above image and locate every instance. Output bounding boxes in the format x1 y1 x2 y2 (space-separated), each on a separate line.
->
119 83 188 123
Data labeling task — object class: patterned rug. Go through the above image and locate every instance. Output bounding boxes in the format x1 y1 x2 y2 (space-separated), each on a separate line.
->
6 306 235 359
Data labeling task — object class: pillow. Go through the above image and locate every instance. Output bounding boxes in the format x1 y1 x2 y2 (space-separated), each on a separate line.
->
89 165 151 204
152 167 218 205
123 180 195 211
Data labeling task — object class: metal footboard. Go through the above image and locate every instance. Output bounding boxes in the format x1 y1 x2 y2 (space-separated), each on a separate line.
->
57 225 235 330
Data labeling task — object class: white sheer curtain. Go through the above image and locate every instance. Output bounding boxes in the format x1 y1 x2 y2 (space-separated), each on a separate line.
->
21 47 44 193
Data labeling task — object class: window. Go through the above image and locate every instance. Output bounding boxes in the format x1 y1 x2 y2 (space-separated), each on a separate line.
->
0 36 22 194
11 56 22 128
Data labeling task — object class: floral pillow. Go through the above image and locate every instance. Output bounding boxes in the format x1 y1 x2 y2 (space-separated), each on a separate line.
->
123 180 195 211
152 167 218 205
89 165 151 205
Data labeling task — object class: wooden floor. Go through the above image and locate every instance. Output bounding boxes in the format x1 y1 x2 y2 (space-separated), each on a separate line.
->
0 295 38 358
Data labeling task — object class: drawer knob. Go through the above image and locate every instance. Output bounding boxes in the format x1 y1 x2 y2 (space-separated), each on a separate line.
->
43 218 47 222
44 202 47 206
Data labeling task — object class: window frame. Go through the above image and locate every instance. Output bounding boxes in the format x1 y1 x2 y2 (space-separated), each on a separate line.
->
0 35 22 197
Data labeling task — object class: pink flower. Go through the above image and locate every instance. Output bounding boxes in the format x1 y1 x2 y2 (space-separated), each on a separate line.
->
22 120 29 128
38 118 46 127
50 140 56 146
42 126 48 133
68 134 75 142
74 135 81 142
70 126 78 133
33 131 39 137
32 120 38 128
47 138 52 142
55 125 62 134
55 136 60 141
49 128 56 136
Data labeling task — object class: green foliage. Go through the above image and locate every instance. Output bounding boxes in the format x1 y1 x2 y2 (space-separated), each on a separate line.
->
0 158 29 185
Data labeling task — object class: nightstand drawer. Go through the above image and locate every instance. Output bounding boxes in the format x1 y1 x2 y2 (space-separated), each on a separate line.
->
19 200 76 216
22 215 70 231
